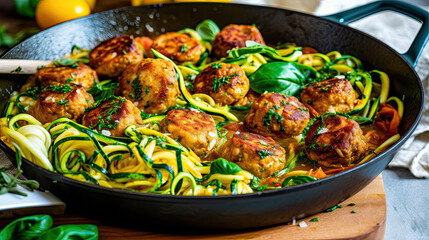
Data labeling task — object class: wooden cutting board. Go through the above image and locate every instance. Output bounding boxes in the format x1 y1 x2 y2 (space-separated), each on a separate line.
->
0 175 386 239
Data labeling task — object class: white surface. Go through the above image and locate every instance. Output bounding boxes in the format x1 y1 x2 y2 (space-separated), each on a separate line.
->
0 185 65 217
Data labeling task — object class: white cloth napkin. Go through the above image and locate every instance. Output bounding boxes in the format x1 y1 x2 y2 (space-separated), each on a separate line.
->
249 0 429 177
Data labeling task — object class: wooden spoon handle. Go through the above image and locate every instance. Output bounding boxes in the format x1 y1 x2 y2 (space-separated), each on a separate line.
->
0 59 52 75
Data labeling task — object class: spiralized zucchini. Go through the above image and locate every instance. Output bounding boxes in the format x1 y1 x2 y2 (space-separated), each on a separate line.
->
0 21 404 196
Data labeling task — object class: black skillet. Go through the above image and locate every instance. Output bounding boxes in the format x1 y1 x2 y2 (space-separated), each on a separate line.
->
0 0 427 230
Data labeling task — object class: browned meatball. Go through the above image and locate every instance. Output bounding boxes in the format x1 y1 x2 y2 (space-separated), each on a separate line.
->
301 78 356 114
218 132 285 178
245 93 310 138
305 115 368 168
193 63 249 106
28 85 94 124
160 108 218 158
151 32 204 64
212 24 265 58
89 36 143 78
118 58 179 114
35 63 97 90
82 97 143 137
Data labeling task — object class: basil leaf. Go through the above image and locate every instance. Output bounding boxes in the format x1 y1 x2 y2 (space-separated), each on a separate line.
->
249 61 306 95
0 25 38 47
38 224 98 240
0 215 53 240
210 158 242 175
14 0 40 18
196 19 220 42
282 175 318 187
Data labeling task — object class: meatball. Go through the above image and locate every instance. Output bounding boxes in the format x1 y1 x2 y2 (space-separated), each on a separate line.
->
245 93 310 138
212 24 265 58
305 115 368 168
218 132 285 178
151 32 204 64
82 97 143 137
118 58 179 114
89 36 143 78
28 85 94 124
300 78 356 114
35 63 97 90
159 108 218 158
193 63 249 106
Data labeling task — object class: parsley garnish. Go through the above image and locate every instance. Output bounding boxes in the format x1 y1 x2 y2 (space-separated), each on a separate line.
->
310 218 319 222
122 50 127 55
351 210 356 213
50 84 73 93
258 150 272 159
145 86 150 94
263 108 284 126
180 44 188 52
56 99 69 105
347 203 356 206
212 76 230 93
128 76 142 100
259 140 270 146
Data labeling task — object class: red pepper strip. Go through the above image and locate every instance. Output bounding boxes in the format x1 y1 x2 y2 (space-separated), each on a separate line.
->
374 103 400 135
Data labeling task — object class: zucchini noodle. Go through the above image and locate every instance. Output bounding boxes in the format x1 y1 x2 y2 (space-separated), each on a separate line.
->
0 21 405 196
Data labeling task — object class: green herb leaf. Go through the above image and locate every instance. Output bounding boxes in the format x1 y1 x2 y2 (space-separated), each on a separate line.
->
282 175 318 187
249 62 308 95
212 75 232 93
258 150 272 159
180 44 188 53
211 63 222 69
87 79 118 102
310 218 319 222
14 0 40 18
0 214 53 240
0 25 38 47
210 158 243 175
38 224 98 240
196 19 220 42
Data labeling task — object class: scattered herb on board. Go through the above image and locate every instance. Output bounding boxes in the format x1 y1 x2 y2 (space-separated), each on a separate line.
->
348 203 356 206
0 144 39 196
351 210 356 213
309 218 318 222
324 204 342 212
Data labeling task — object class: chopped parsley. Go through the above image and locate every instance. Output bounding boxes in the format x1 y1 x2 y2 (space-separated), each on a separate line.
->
258 150 272 159
145 86 150 94
212 73 239 93
66 78 74 83
122 50 127 55
50 84 73 93
321 87 328 92
56 99 69 105
11 66 22 73
87 97 126 130
211 63 222 69
259 140 270 147
325 204 342 212
351 210 356 213
128 76 143 100
309 218 318 222
347 203 356 206
180 44 188 52
263 108 284 126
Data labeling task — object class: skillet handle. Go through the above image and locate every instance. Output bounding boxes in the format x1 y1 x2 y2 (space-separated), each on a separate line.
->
324 0 429 67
